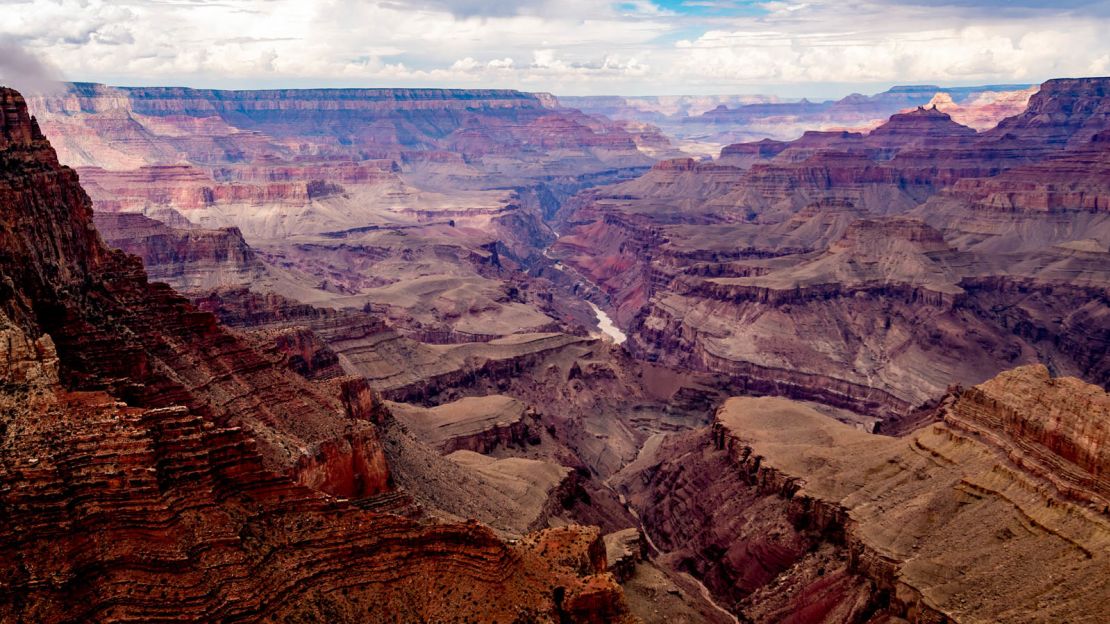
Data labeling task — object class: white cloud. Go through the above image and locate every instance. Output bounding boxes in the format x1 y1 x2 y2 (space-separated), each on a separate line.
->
0 0 1108 95
668 4 1102 87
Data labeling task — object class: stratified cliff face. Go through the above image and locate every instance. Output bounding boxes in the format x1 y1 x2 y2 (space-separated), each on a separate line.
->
945 364 1110 507
986 77 1110 149
0 105 368 471
618 366 1110 622
93 212 267 291
555 78 1110 420
565 84 1035 157
29 83 650 340
32 83 651 175
0 87 633 623
624 216 1110 414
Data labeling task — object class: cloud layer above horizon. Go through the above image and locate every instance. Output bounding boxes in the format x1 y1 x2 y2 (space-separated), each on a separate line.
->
1 0 1108 97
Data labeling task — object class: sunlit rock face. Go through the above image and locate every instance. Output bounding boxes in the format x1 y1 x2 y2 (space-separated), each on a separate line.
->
618 365 1110 623
554 78 1110 420
24 83 656 343
0 86 637 624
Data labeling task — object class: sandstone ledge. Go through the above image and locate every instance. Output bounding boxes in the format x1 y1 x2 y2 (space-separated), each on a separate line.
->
712 379 1110 622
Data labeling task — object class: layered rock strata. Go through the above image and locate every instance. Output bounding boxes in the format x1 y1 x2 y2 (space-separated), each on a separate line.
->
554 78 1110 420
0 86 633 623
620 366 1110 622
93 211 267 291
388 395 536 454
27 82 655 342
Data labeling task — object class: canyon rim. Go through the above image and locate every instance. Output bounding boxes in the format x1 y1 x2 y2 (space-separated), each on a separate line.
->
1 1 1109 623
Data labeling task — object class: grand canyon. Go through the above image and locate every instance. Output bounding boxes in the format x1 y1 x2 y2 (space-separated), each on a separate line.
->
1 1 1109 622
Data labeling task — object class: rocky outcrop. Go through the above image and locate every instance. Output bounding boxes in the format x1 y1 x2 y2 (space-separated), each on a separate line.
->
555 78 1110 421
985 77 1110 150
445 450 578 532
246 324 345 380
864 106 978 148
620 369 1110 622
944 364 1110 508
521 527 634 622
0 87 634 623
93 211 267 292
604 528 648 583
368 333 600 402
195 287 386 333
389 395 536 454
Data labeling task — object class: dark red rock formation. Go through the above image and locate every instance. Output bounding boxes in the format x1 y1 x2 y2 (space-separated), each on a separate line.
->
0 87 634 623
195 287 386 333
246 325 345 380
93 211 267 292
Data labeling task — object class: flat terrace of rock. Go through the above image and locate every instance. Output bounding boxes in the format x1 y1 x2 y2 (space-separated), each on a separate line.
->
715 382 1110 623
345 332 595 394
388 395 530 453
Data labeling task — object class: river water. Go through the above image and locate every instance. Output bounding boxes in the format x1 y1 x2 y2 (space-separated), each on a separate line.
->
587 302 627 344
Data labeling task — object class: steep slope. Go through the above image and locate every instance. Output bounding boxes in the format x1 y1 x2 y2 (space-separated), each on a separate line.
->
93 211 268 291
31 83 651 340
555 78 1110 420
618 366 1110 622
0 87 633 623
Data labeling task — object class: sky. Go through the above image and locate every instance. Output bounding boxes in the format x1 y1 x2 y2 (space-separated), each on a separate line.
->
1 0 1109 98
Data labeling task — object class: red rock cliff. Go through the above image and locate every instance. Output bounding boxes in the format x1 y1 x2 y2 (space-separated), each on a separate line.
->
0 86 633 623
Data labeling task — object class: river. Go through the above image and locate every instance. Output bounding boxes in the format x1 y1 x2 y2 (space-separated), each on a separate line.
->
587 302 627 344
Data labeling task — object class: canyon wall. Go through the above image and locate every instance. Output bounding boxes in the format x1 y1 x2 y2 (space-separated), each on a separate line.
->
27 82 657 341
0 86 634 623
554 78 1110 422
565 84 1035 157
619 366 1110 622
